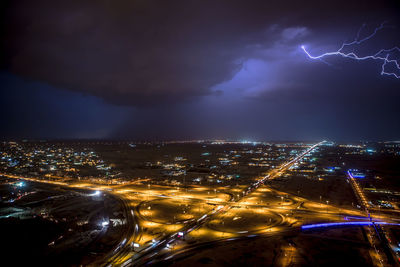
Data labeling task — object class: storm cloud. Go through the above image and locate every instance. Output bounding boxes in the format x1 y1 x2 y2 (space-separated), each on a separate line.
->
1 0 400 140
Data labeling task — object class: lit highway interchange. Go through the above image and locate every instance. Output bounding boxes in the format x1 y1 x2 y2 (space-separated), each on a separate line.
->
1 141 400 266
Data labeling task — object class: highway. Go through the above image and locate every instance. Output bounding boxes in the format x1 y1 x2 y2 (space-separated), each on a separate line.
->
5 140 382 267
126 141 326 266
346 170 400 266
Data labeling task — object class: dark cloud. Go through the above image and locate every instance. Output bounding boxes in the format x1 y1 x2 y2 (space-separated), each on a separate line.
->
1 0 400 140
2 0 399 106
2 0 270 105
0 72 129 139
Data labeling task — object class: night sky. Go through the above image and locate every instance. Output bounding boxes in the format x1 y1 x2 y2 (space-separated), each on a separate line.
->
1 0 400 141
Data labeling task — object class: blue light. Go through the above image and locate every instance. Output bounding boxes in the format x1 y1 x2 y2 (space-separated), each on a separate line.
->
301 221 372 230
324 167 335 172
344 216 370 221
15 181 25 187
302 221 400 230
347 170 366 179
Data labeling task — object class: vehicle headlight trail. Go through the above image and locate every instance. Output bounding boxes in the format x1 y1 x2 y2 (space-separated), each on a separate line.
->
301 22 400 79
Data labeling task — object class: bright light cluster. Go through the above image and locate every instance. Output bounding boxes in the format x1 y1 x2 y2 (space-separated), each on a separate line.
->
301 22 400 79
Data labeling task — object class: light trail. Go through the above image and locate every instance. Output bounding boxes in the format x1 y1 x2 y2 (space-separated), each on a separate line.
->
301 22 400 79
129 141 326 266
302 221 400 230
5 141 396 266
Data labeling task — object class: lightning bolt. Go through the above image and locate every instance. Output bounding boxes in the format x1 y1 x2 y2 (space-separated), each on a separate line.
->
301 22 400 79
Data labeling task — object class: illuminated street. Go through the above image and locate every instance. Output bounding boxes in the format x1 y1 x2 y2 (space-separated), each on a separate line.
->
3 141 400 266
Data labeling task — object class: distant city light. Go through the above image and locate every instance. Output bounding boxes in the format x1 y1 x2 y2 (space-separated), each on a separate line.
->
15 181 25 187
91 190 101 196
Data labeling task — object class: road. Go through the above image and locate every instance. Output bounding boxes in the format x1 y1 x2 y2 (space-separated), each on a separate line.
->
127 141 326 266
0 141 327 266
4 140 400 266
347 170 400 266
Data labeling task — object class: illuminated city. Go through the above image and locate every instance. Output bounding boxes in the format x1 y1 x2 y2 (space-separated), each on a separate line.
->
1 0 400 266
1 140 400 266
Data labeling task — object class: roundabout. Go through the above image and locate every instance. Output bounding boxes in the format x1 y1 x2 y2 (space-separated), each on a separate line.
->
207 207 284 234
138 198 215 224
